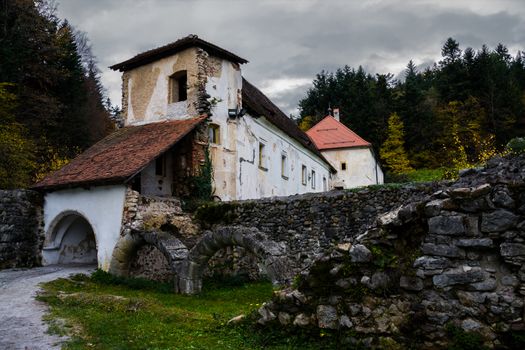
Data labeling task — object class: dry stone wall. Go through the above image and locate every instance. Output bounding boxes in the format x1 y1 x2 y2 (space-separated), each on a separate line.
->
256 154 525 349
0 190 43 268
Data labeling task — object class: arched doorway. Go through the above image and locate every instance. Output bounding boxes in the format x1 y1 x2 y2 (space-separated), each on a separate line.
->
42 212 98 265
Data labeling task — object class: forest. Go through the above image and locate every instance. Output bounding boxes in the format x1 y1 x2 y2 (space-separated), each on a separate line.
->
0 0 115 189
298 38 525 177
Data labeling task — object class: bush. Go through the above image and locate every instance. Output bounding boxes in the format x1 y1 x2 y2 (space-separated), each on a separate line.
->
506 137 525 154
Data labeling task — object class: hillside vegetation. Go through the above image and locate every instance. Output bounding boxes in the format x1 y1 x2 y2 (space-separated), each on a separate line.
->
299 38 525 177
0 0 116 189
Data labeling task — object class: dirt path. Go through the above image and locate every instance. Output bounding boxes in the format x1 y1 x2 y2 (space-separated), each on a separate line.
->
0 265 95 350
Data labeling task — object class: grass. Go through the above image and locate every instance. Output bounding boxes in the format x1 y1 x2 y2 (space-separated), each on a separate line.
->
37 271 344 349
384 168 449 184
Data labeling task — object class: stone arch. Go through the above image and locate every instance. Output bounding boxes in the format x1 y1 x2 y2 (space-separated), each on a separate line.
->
42 211 98 265
175 226 292 294
109 230 189 278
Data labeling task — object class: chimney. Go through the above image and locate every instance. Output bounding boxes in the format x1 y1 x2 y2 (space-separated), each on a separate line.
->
333 108 340 122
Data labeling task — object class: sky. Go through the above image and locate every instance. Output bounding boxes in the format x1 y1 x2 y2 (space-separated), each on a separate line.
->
56 0 525 116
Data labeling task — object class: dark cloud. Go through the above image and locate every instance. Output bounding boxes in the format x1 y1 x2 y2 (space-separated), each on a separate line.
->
56 0 525 115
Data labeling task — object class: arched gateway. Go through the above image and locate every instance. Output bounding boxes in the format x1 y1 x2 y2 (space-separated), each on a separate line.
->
42 211 98 265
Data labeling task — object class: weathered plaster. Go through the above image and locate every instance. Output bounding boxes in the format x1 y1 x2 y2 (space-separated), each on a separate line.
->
322 147 383 188
122 48 201 125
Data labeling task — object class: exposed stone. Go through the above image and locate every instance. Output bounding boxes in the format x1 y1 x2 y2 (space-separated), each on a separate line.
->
399 276 424 291
227 314 246 324
339 315 353 328
456 238 493 248
432 266 485 288
349 244 372 263
421 243 463 258
500 243 525 257
293 313 311 327
278 312 291 325
257 304 276 324
428 215 465 235
481 210 519 232
469 278 497 291
317 305 338 329
413 256 451 269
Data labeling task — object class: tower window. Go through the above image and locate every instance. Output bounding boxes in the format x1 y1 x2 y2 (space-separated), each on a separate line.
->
169 71 187 103
208 124 220 144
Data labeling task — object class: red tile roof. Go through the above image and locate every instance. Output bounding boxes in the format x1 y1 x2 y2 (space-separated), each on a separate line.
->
33 117 206 190
110 35 248 72
306 116 371 150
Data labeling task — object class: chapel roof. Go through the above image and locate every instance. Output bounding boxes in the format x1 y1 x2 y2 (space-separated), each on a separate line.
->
306 115 371 151
33 117 206 190
110 34 248 72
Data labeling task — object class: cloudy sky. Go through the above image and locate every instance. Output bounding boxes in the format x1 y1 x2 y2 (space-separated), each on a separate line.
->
56 0 525 116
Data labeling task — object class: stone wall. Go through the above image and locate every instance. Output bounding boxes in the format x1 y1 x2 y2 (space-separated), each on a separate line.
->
195 182 447 276
0 190 43 268
256 155 525 349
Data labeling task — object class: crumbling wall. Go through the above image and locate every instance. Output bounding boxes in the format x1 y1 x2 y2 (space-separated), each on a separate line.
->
256 155 525 349
0 190 43 268
195 182 447 277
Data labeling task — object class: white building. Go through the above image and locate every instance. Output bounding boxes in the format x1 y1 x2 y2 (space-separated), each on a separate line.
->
33 35 334 269
306 110 383 189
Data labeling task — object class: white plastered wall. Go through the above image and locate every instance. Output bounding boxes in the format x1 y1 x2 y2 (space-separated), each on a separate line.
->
322 147 384 189
42 185 127 269
205 59 332 201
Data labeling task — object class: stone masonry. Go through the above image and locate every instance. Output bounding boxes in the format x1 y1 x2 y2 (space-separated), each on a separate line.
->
256 154 525 349
0 190 43 268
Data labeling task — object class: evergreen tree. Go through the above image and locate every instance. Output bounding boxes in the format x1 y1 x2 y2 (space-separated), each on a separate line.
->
380 113 413 174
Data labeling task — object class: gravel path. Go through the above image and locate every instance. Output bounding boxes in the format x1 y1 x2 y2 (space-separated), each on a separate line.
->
0 265 95 350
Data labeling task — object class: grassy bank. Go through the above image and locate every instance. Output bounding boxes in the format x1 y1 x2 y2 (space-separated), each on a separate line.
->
38 271 340 349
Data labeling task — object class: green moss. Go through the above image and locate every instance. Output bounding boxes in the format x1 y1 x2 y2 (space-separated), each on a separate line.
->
194 201 238 226
445 324 488 350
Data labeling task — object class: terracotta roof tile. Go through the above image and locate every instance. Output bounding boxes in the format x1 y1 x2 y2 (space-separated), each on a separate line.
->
306 116 371 150
33 117 206 190
110 35 248 72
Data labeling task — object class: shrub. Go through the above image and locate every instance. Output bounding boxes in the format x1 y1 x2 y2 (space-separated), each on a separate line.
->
506 137 525 154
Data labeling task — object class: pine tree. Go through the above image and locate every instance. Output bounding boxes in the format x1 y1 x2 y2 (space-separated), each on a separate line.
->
380 113 413 174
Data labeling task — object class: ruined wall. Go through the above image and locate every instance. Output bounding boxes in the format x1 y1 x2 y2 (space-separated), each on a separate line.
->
196 182 447 276
0 190 43 268
257 155 525 349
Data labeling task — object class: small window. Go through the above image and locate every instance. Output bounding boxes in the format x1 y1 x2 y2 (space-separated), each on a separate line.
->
301 165 307 185
208 124 220 144
155 154 166 176
341 162 347 171
258 142 267 170
281 153 288 179
169 71 187 103
323 177 327 191
311 170 316 189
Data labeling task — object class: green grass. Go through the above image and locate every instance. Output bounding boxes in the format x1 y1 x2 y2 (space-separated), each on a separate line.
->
385 168 449 183
38 271 344 349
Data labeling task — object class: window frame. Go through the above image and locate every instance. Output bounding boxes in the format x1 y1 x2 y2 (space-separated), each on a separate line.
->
311 169 316 189
281 152 289 180
169 71 188 103
301 165 307 186
258 141 268 171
